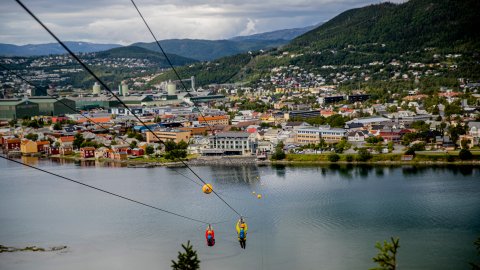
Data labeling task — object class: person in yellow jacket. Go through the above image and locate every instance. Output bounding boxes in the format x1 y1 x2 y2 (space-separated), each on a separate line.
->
236 218 248 249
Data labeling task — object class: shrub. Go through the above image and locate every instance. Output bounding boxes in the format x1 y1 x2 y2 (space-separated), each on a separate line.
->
459 149 473 160
446 155 455 162
357 148 372 162
346 155 354 162
404 148 415 155
146 145 154 155
328 153 340 162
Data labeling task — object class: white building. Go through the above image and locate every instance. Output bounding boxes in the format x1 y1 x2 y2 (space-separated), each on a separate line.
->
203 132 256 156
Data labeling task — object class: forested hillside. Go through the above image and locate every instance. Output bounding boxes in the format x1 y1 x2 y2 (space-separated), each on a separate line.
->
151 0 480 87
289 0 480 53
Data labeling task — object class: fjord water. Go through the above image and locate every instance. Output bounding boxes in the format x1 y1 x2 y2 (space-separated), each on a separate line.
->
0 159 479 270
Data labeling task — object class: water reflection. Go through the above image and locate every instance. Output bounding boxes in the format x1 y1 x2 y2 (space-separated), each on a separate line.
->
357 165 373 178
210 165 261 185
20 156 39 165
272 164 286 178
49 158 128 168
402 165 477 178
25 157 480 180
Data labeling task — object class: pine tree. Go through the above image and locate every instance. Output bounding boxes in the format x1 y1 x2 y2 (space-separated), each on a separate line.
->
471 237 480 270
370 237 400 270
171 241 200 270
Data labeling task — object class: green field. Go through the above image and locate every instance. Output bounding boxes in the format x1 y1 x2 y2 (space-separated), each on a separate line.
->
279 151 480 164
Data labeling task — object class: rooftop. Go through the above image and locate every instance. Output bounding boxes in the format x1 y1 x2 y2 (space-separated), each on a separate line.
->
212 132 250 138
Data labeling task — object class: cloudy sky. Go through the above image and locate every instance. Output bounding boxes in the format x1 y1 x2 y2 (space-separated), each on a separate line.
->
1 0 406 45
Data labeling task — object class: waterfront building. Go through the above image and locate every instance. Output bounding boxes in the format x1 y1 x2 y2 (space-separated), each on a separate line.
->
80 147 95 158
94 147 111 159
20 139 37 154
4 138 20 152
59 145 73 155
295 126 346 144
131 148 145 156
35 141 50 153
204 132 255 156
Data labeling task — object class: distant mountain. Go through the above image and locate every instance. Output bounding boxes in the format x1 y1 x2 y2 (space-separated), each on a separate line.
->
132 38 286 62
94 46 197 67
0 41 121 57
0 25 319 60
229 24 320 42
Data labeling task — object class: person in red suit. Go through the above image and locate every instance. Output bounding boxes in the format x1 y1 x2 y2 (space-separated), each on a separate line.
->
205 225 215 246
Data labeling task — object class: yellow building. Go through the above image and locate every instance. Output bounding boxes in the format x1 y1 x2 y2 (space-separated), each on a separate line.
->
146 129 191 144
198 115 229 126
20 140 38 154
295 127 346 144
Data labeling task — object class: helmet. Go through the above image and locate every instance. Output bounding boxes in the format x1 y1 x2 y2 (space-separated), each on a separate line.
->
240 223 245 228
207 230 212 235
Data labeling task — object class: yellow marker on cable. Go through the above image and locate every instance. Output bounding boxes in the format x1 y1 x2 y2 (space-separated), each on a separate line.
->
202 184 213 194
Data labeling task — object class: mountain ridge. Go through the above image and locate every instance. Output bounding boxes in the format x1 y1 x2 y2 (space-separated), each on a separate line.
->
0 25 317 60
0 41 122 57
93 46 197 67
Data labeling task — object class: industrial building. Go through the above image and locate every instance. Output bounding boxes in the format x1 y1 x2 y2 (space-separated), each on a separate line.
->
29 97 76 116
284 110 321 120
347 94 370 103
318 95 344 104
0 99 40 120
72 97 121 110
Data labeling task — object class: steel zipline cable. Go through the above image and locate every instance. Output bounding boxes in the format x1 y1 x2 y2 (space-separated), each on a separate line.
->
0 155 212 224
14 0 243 218
130 0 256 185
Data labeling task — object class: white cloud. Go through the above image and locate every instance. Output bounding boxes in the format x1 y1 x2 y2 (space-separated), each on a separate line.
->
239 18 258 36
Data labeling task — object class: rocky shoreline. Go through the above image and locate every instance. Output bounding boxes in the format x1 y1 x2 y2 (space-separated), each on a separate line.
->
25 154 480 167
0 245 67 253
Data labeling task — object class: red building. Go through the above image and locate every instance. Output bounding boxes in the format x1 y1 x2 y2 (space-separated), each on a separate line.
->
131 148 144 156
80 147 95 158
36 141 50 153
5 138 21 151
43 145 59 155
51 116 69 123
379 129 412 142
111 145 131 155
